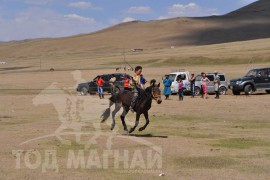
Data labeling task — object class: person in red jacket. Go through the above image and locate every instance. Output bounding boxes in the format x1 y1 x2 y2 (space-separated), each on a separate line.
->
124 75 131 91
97 76 105 99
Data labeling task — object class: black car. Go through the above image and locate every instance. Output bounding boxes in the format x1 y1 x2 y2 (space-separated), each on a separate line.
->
77 73 131 95
229 68 270 95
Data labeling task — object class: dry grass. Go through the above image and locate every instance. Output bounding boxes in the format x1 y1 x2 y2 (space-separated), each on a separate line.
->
1 65 270 179
0 38 269 74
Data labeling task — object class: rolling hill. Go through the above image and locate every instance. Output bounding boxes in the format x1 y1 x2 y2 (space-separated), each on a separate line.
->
0 0 269 68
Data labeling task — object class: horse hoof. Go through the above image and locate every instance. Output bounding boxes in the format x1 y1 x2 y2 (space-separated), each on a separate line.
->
129 129 134 134
111 125 115 130
139 127 145 132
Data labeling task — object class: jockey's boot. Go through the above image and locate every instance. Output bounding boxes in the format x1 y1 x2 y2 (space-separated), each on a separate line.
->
130 93 138 113
130 101 136 113
130 99 135 113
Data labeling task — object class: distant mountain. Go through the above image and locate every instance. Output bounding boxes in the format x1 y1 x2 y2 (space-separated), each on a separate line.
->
226 0 269 17
0 0 269 57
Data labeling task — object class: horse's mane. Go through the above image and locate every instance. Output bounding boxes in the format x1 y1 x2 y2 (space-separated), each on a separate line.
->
144 86 152 94
137 86 152 101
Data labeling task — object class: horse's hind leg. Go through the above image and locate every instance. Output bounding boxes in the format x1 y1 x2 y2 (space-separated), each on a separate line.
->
120 106 129 133
139 111 150 132
111 103 121 130
129 113 141 134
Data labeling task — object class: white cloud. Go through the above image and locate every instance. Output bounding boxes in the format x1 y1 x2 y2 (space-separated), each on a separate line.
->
68 1 92 9
68 1 103 10
0 8 104 41
122 17 136 23
64 14 95 22
161 3 219 19
158 16 167 20
127 6 152 14
24 0 53 5
168 3 197 16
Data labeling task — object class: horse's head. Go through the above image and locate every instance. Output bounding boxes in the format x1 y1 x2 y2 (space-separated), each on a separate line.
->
150 80 162 104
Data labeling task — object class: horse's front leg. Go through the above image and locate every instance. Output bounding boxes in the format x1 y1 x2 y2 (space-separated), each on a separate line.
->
139 111 149 132
120 106 129 134
129 113 141 134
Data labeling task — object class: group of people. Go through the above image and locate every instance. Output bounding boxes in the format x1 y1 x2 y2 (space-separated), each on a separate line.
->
96 74 117 99
123 73 147 91
96 66 221 111
96 66 148 112
163 71 221 101
163 74 187 101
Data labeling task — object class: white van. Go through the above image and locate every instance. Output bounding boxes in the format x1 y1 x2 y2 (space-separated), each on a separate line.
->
169 71 190 94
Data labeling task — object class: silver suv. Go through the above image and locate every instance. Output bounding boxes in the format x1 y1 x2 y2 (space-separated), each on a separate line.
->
188 73 228 96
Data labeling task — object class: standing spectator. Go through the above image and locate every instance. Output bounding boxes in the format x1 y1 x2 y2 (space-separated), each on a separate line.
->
109 74 116 94
124 75 131 91
189 73 196 98
201 73 210 99
163 74 172 100
214 71 221 99
200 72 204 98
178 78 184 101
97 76 105 99
140 74 147 89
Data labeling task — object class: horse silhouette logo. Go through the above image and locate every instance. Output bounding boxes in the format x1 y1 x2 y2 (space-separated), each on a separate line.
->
28 71 115 149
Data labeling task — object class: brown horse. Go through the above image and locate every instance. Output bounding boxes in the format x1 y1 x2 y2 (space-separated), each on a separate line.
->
101 81 162 134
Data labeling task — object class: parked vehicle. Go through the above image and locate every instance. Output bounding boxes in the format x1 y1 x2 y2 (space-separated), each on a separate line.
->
169 71 191 94
229 68 270 95
188 73 228 96
76 73 132 95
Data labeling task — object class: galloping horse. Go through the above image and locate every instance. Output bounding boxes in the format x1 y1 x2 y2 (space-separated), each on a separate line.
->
101 80 162 134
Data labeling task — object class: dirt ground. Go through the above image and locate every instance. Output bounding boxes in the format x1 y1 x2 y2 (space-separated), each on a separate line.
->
1 65 270 180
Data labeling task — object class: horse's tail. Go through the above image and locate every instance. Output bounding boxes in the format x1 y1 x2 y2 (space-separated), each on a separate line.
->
100 94 116 123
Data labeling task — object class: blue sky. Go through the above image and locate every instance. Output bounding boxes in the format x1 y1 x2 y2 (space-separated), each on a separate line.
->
0 0 257 41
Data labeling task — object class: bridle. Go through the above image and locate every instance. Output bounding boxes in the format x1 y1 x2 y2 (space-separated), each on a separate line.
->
151 87 161 101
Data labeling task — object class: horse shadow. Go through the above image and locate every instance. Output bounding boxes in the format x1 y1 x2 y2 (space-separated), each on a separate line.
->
128 133 168 138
